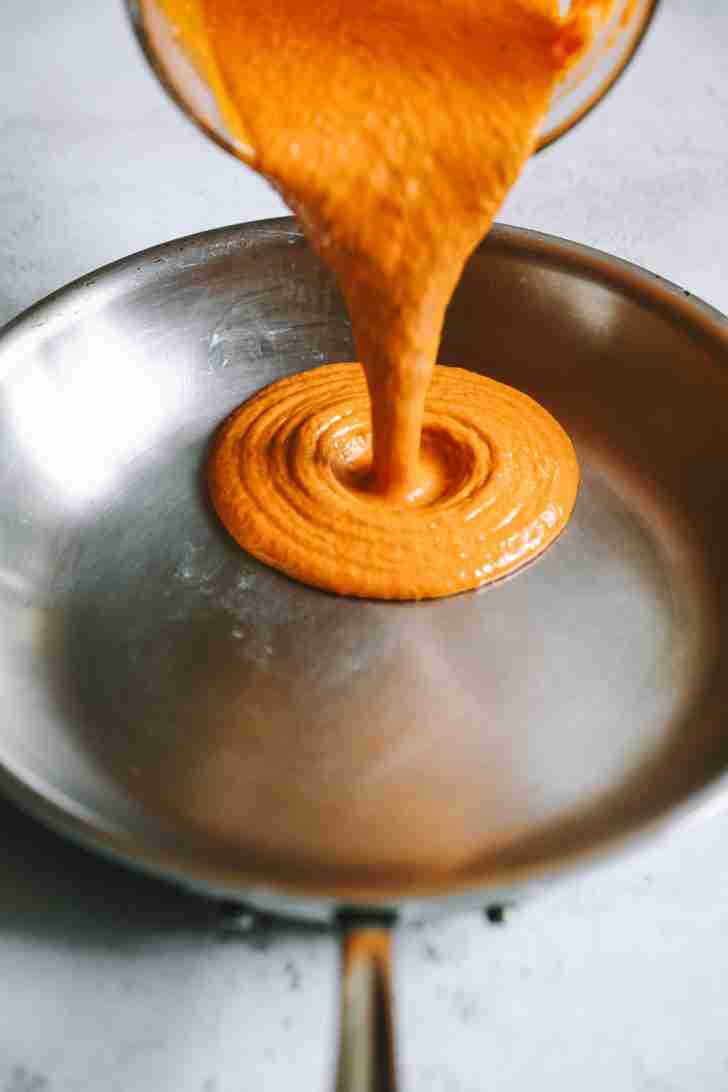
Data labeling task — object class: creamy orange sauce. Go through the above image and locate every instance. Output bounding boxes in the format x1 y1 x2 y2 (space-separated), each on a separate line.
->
161 0 606 598
209 363 577 598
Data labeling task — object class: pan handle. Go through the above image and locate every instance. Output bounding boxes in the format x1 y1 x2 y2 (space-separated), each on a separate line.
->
334 916 398 1092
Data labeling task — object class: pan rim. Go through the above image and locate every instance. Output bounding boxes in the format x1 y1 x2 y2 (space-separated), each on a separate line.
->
2 216 728 916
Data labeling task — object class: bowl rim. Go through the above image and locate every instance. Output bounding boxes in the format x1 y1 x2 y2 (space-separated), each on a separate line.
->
123 0 662 160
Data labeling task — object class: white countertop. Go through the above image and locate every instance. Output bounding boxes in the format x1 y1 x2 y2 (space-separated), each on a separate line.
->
2 2 728 1090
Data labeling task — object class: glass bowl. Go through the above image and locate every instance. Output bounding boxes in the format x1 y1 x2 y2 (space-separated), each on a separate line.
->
125 0 660 161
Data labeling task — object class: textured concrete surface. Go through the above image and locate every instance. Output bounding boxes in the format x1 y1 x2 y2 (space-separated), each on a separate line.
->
2 1 728 1089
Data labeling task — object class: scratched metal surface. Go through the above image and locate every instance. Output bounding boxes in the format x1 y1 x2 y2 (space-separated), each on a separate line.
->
2 216 727 911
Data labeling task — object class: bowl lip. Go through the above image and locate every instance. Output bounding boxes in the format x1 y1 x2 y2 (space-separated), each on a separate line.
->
124 0 252 164
537 0 662 152
122 0 662 159
2 215 728 920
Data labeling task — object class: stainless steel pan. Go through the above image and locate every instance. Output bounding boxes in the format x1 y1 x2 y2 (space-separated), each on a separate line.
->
2 219 727 1089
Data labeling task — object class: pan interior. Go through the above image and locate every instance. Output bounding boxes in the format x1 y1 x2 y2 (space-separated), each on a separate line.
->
0 221 726 899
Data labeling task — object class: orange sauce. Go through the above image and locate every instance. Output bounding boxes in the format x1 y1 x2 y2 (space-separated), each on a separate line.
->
161 0 609 597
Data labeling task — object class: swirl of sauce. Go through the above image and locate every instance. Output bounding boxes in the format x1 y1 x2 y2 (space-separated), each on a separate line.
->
158 0 609 598
208 362 578 599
